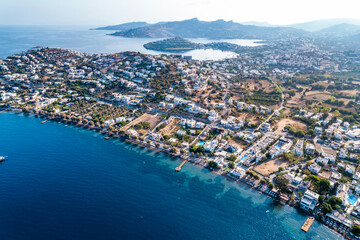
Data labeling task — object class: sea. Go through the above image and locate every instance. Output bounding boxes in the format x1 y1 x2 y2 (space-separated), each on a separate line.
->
0 25 262 61
0 26 343 240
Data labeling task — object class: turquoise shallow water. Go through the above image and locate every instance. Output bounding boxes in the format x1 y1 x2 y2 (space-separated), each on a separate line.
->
0 112 343 239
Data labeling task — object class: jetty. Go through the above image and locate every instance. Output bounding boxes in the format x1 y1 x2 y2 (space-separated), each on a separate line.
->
175 160 187 172
301 217 315 232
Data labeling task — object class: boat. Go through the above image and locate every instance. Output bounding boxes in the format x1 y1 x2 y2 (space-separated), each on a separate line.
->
266 210 270 213
0 156 6 162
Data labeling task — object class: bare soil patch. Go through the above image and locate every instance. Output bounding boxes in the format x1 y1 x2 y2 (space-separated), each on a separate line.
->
318 171 331 180
121 113 161 131
338 90 359 96
276 118 307 133
304 91 332 101
254 159 289 176
159 118 180 136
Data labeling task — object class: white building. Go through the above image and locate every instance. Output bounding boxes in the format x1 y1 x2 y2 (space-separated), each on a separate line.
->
305 143 315 155
345 164 356 175
204 140 218 152
300 190 319 212
309 163 321 174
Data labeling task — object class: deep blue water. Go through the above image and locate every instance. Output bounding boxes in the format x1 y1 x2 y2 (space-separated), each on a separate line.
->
0 112 343 239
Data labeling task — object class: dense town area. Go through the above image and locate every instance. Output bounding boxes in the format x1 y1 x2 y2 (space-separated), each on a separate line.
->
1 39 360 238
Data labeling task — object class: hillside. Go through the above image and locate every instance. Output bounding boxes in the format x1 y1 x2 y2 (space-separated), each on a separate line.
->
93 21 149 31
288 18 360 32
110 18 307 40
144 37 200 52
143 37 247 52
316 23 360 37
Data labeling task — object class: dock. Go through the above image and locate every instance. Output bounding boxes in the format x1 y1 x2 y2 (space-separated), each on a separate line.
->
175 160 187 172
301 217 315 232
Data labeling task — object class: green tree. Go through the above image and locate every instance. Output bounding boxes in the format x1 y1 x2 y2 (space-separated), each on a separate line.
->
352 225 360 236
208 161 218 169
318 179 330 194
228 154 237 162
321 203 333 214
274 175 289 193
228 162 235 169
328 196 342 208
246 170 254 178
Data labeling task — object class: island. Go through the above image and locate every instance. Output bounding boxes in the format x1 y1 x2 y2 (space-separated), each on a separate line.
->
143 37 242 52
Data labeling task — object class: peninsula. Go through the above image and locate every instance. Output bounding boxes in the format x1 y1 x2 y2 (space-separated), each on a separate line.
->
1 38 360 238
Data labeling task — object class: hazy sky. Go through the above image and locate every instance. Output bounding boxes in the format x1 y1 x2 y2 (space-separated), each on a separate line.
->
1 0 359 26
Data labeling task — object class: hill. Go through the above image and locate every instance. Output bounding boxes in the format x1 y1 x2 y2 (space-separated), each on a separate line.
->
240 21 273 27
288 18 360 32
93 21 149 31
144 37 200 52
110 18 307 40
143 37 247 52
316 23 360 37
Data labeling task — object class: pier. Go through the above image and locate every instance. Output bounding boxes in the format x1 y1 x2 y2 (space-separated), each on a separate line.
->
175 160 187 172
301 217 315 232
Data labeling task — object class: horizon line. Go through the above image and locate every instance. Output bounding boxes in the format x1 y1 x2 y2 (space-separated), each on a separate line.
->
1 17 360 27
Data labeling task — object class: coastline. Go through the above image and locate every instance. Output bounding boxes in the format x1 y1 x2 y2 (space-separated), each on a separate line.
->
4 109 349 239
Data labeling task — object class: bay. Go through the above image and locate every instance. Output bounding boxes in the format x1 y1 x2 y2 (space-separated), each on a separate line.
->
0 112 343 240
0 25 261 61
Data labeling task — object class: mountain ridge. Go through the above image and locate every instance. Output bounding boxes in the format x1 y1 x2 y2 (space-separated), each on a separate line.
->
94 18 360 41
92 21 149 31
316 23 360 37
287 18 360 32
108 18 307 40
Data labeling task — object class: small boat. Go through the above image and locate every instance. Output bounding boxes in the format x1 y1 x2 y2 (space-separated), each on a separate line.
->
266 210 270 213
0 156 6 162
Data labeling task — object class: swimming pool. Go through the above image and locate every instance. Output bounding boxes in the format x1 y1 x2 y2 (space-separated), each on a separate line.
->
348 195 357 205
240 155 248 161
198 141 205 146
275 144 282 149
